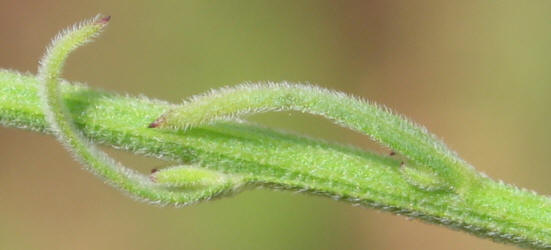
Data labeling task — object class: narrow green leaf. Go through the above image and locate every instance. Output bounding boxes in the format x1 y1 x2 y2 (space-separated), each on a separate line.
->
151 83 482 194
36 15 242 206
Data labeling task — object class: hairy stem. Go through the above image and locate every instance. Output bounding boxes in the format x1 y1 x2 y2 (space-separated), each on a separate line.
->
1 69 550 248
1 14 550 249
151 83 481 193
35 15 243 206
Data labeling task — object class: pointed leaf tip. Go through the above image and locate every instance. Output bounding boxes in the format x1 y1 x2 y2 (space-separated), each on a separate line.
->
148 116 164 128
96 15 111 24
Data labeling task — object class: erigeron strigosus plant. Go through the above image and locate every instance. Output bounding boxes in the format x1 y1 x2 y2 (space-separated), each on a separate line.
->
0 15 549 249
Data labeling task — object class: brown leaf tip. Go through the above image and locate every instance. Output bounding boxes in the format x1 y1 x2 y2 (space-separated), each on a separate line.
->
96 15 111 24
149 168 159 182
148 122 159 128
148 116 165 128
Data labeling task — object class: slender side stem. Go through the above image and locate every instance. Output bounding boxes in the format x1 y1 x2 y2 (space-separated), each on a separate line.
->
1 70 550 248
151 84 482 194
35 16 242 206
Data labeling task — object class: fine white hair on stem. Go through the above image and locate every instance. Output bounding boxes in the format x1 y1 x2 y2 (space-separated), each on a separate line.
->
151 83 482 194
37 15 243 206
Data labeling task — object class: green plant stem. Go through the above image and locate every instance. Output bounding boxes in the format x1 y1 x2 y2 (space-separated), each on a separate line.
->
34 16 242 206
1 69 550 248
152 83 480 194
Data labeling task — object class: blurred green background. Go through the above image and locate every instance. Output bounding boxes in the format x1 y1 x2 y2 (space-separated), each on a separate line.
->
1 1 551 249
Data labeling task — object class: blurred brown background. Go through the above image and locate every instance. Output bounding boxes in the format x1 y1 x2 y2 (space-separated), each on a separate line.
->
1 1 550 249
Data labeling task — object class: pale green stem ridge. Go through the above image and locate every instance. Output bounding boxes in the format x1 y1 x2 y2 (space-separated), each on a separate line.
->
36 15 243 206
1 70 550 248
153 166 236 188
152 84 482 194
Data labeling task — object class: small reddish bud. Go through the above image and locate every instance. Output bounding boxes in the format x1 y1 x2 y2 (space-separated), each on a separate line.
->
148 117 165 128
149 168 159 182
96 16 111 24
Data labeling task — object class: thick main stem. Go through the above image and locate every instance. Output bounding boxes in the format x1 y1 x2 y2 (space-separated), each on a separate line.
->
1 70 550 248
